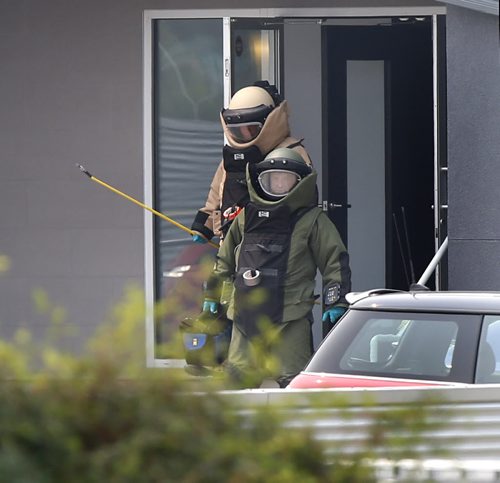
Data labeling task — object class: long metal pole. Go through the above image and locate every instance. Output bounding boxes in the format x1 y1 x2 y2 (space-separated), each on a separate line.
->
77 164 219 249
417 236 448 286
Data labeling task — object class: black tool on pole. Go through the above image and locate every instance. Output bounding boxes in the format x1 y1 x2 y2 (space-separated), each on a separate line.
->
401 206 416 285
393 206 417 289
393 212 411 288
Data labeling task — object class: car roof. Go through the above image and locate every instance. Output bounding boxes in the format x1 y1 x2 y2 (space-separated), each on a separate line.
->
348 289 500 314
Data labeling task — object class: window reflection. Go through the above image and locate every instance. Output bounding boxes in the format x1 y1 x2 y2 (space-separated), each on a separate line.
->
339 316 458 378
153 19 224 353
232 24 280 93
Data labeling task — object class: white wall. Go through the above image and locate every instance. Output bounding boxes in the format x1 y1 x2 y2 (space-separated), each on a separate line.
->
347 60 386 291
284 21 324 347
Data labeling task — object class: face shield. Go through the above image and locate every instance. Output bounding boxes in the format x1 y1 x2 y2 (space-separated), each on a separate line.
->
257 169 301 199
225 121 263 143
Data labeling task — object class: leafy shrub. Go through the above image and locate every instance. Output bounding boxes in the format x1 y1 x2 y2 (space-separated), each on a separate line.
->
0 285 443 482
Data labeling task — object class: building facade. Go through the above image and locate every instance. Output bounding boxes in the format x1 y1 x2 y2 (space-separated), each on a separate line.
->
0 0 498 364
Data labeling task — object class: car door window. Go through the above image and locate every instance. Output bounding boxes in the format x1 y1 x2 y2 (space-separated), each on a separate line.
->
476 316 500 383
339 315 459 378
384 320 458 377
307 310 480 383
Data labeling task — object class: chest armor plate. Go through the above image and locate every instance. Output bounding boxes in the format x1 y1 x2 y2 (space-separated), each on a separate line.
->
234 202 295 338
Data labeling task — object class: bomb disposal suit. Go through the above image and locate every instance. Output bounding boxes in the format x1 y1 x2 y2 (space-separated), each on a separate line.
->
204 148 351 386
191 82 312 242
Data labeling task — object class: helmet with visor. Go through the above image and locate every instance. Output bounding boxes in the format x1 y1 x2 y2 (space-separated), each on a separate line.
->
221 83 280 143
252 148 312 200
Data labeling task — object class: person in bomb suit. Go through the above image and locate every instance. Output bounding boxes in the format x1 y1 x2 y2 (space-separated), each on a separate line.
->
202 147 351 388
190 81 312 245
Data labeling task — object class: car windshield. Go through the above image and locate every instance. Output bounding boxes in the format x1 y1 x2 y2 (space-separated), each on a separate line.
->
306 309 482 383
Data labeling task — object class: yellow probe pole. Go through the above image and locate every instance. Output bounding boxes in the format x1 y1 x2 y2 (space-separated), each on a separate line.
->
77 164 219 249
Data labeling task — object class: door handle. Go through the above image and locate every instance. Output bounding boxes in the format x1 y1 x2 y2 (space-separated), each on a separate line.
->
321 201 352 211
330 203 351 209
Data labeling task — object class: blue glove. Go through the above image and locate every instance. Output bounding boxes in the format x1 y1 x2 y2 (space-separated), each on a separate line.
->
322 306 347 324
192 233 208 244
202 299 219 314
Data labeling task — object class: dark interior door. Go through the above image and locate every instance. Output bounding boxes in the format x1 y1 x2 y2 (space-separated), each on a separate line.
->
323 19 435 293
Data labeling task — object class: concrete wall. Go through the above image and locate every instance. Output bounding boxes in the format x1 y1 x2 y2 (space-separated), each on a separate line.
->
446 6 500 290
0 0 151 349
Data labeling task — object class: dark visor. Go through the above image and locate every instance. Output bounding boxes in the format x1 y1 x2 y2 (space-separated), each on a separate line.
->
221 104 274 125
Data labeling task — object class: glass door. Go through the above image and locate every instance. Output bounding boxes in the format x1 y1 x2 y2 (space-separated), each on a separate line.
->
230 18 283 95
150 18 225 362
145 14 283 365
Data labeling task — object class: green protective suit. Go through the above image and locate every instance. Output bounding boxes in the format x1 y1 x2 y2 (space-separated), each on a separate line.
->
208 163 351 385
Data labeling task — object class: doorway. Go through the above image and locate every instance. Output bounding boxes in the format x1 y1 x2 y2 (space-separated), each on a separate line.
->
144 10 446 364
323 18 435 293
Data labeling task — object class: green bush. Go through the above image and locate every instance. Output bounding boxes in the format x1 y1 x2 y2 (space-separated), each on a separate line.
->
0 285 444 482
0 371 342 482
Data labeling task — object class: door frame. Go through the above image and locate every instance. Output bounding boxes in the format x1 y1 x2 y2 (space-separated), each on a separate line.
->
143 6 446 367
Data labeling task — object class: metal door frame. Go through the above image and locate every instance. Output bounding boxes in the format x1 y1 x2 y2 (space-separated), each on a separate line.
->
143 6 446 367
